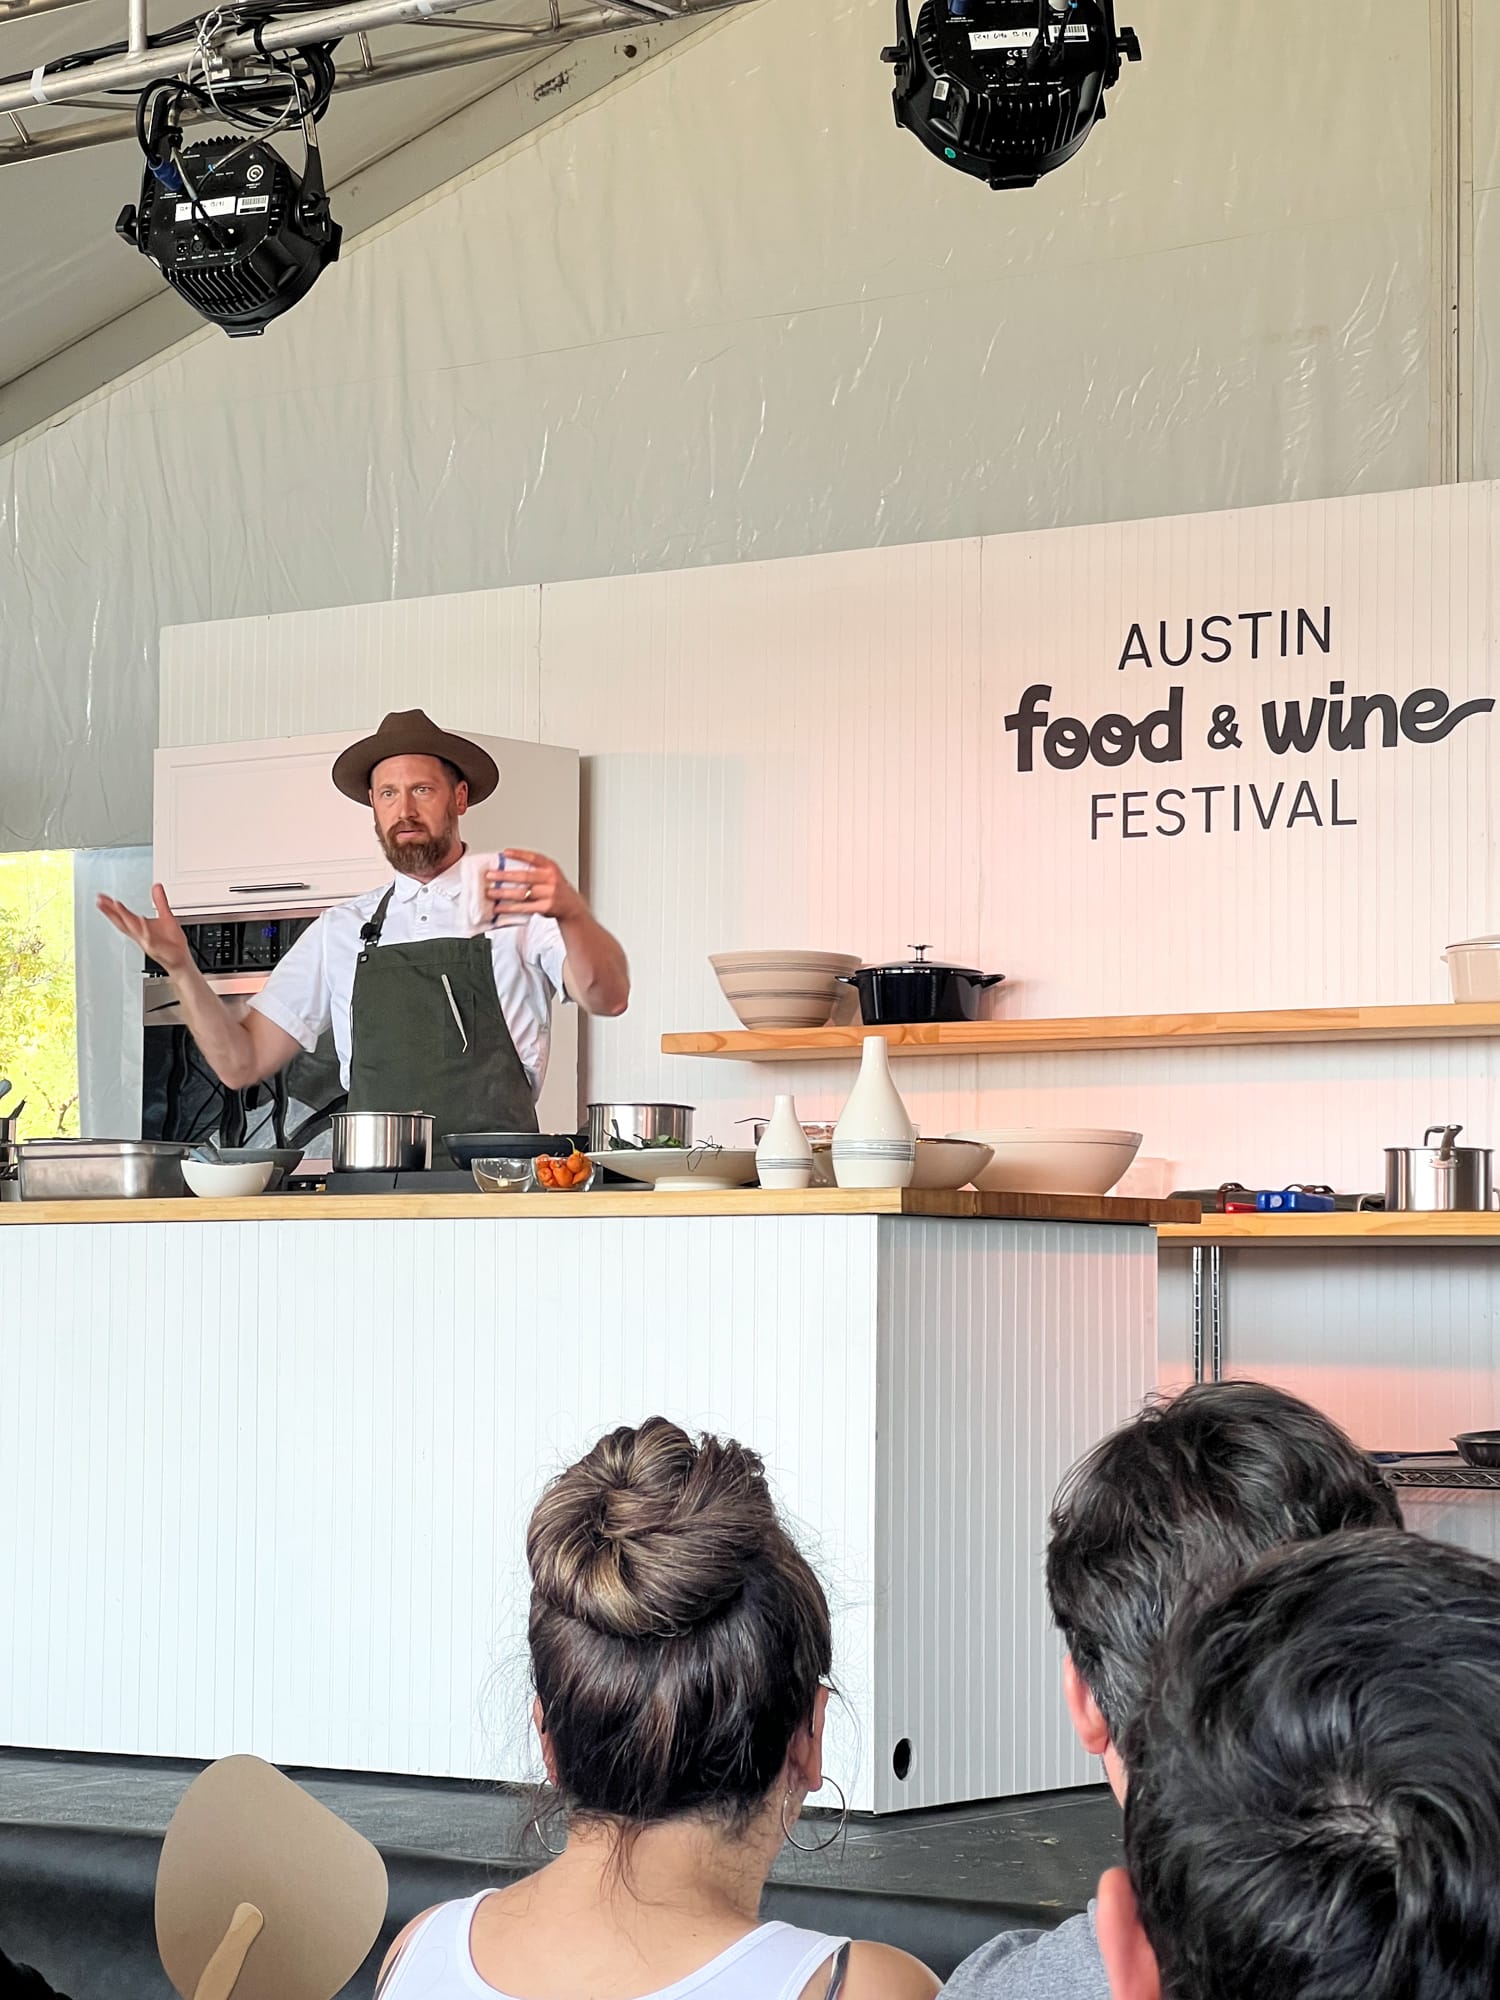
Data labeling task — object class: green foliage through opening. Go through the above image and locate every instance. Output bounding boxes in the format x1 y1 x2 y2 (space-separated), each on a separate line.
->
0 852 80 1139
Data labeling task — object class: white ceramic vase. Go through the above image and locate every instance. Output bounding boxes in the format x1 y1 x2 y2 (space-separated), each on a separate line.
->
756 1095 815 1191
832 1038 917 1189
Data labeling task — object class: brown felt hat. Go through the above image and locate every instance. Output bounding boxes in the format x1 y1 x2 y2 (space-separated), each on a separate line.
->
156 1756 389 2000
331 709 499 804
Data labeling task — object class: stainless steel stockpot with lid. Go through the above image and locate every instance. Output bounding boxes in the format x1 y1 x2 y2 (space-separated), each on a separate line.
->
1384 1124 1494 1212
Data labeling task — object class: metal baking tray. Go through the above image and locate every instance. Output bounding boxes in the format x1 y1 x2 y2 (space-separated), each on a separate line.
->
18 1139 193 1202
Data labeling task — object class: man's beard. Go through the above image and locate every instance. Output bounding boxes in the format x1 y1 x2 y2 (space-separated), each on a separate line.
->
378 812 459 877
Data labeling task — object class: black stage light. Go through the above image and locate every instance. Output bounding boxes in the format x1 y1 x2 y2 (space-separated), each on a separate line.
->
882 0 1141 191
116 60 341 337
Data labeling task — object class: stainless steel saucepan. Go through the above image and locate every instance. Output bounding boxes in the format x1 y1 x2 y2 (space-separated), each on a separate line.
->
586 1103 695 1153
329 1112 433 1173
1384 1124 1495 1212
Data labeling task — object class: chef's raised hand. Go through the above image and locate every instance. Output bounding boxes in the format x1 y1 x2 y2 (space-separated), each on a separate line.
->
485 850 584 924
97 883 194 974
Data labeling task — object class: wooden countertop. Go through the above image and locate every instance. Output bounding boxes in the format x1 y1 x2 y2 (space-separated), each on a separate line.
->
1161 1212 1500 1247
0 1188 1199 1228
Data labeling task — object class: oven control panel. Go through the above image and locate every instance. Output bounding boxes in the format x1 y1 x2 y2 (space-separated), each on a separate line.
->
146 917 315 977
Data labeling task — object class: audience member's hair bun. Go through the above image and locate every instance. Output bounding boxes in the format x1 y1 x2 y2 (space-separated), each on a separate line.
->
529 1419 776 1640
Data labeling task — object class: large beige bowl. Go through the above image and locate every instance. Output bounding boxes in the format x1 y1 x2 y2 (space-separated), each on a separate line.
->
948 1127 1143 1196
909 1138 994 1191
711 950 861 1031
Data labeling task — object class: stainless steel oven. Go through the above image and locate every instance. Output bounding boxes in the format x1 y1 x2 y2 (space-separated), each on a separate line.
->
141 917 344 1151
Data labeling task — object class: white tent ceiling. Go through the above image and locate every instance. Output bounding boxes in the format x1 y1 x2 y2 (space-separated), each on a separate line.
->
0 0 723 441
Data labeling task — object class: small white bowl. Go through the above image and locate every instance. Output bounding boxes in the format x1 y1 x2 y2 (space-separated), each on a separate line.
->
182 1159 276 1199
909 1138 994 1191
948 1128 1143 1196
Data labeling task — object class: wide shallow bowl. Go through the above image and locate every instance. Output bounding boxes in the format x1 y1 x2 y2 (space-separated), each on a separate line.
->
909 1138 995 1192
182 1159 276 1199
711 951 861 1031
446 1132 584 1171
588 1146 758 1192
948 1127 1144 1196
471 1158 536 1194
1455 1431 1500 1468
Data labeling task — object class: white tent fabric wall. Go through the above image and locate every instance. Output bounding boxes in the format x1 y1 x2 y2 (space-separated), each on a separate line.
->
0 0 1442 851
71 846 152 1140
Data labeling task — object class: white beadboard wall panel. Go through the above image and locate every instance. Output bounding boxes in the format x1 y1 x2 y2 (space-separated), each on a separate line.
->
0 1214 883 1800
872 1221 1157 1812
159 587 544 748
538 538 987 1140
977 484 1500 1018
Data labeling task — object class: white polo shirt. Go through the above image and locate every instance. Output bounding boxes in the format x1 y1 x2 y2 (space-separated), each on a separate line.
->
249 854 569 1095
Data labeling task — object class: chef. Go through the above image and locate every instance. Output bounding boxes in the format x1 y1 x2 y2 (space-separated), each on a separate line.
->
99 711 630 1155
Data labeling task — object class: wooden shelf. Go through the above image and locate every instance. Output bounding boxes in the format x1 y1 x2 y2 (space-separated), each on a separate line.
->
0 1188 1196 1228
662 1002 1500 1064
1160 1213 1500 1247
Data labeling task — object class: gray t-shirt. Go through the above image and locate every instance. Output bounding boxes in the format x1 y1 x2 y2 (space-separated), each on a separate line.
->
941 1909 1108 2000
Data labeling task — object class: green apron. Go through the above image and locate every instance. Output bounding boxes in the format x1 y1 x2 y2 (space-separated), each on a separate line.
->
348 887 539 1168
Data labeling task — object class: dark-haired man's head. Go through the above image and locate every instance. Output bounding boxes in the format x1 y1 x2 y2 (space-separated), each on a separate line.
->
1046 1381 1402 1797
1097 1529 1500 2000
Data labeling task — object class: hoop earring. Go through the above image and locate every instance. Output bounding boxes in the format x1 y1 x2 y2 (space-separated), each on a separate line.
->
527 1792 567 1857
781 1777 849 1853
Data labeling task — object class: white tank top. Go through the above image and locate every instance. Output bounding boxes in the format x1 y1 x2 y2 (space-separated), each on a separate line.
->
380 1893 851 2000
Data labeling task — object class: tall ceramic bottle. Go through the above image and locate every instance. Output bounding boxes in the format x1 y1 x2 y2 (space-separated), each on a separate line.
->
832 1037 917 1189
756 1096 814 1191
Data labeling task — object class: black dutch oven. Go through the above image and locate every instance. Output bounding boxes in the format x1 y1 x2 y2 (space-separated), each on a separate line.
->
839 946 1005 1025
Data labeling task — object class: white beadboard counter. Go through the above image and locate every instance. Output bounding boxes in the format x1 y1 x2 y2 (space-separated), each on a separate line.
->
0 1191 1181 1811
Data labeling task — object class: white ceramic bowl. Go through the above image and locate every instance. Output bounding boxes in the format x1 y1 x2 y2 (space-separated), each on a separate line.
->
710 951 861 1031
948 1128 1143 1196
589 1147 758 1191
1444 938 1500 1003
181 1159 276 1199
909 1138 994 1192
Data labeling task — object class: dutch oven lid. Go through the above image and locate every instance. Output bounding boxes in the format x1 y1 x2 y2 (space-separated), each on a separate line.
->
858 945 989 979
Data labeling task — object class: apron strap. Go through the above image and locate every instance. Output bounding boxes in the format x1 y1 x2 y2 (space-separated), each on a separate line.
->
360 886 398 952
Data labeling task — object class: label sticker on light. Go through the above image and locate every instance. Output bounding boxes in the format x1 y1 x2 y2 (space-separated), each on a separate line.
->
239 196 270 213
174 195 238 221
970 22 1090 49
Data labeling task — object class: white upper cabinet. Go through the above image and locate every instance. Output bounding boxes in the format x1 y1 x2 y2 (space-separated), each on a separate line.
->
154 731 579 916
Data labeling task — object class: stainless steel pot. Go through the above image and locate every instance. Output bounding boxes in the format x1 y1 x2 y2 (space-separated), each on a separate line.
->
329 1112 433 1173
1384 1124 1495 1212
586 1103 695 1152
18 1139 193 1202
